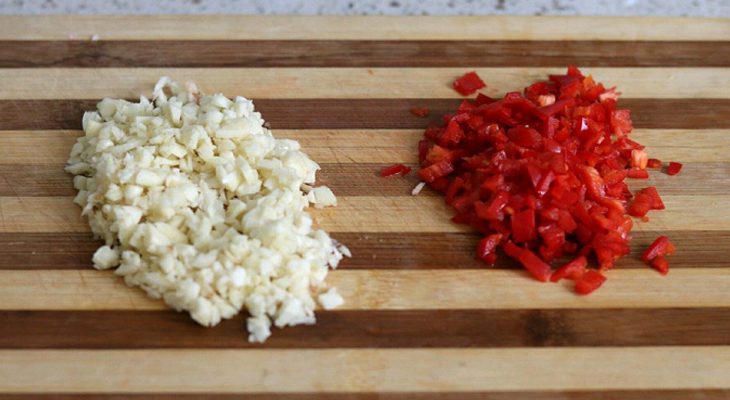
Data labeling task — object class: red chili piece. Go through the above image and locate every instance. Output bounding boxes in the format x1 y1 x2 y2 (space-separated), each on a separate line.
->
476 233 502 264
453 71 486 96
417 66 674 294
641 235 675 262
575 270 607 295
667 161 683 176
550 256 588 282
628 186 665 218
651 256 669 275
380 163 412 177
647 158 662 169
641 235 675 275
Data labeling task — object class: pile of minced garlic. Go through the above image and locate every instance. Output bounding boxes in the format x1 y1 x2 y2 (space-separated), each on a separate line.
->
66 78 349 342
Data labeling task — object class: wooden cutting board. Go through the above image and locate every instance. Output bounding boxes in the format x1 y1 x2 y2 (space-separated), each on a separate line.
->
0 15 729 399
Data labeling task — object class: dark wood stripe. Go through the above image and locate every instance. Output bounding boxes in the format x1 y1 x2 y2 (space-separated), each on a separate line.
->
1 99 729 130
2 41 729 67
8 162 724 197
1 308 728 349
2 391 729 400
0 231 726 270
337 231 729 269
0 233 101 270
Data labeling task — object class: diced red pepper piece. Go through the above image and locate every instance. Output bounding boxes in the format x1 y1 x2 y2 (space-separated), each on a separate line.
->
417 66 669 295
651 255 669 275
610 109 633 137
418 140 430 164
480 174 504 193
556 211 578 233
380 163 412 177
647 158 662 169
550 256 588 282
667 161 683 176
537 98 575 119
535 171 555 197
474 191 510 220
508 126 543 149
627 169 649 179
453 71 486 96
628 193 652 218
445 177 465 204
430 177 449 192
424 125 444 141
511 208 536 243
502 240 523 259
476 233 503 263
516 248 552 282
418 160 454 183
410 107 430 118
440 119 465 147
425 144 459 164
637 187 665 210
539 224 565 252
575 270 607 295
641 235 674 262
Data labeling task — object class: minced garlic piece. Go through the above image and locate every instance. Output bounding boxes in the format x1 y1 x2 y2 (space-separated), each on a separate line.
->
66 77 349 342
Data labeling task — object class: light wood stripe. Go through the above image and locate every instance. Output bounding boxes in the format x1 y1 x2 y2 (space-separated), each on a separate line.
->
3 391 730 400
1 162 725 197
1 269 728 311
2 68 729 99
2 99 729 130
0 195 726 233
1 16 728 41
0 347 727 392
2 308 729 349
2 129 727 165
4 41 730 68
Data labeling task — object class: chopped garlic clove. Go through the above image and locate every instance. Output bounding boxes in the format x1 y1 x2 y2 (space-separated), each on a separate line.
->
92 245 120 270
66 78 349 343
307 186 337 208
318 287 345 310
411 181 426 196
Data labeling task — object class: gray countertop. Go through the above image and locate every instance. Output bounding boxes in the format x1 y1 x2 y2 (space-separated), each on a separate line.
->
2 0 729 17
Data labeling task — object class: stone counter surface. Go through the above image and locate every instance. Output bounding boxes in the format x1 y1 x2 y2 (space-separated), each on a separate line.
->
2 0 729 17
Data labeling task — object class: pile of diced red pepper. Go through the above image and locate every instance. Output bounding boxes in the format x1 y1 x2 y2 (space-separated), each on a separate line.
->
417 67 678 294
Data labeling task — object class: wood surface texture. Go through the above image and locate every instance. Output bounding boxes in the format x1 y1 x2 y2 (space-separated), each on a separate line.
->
0 15 728 399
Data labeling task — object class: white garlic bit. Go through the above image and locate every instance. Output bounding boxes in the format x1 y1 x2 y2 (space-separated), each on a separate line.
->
66 77 349 342
411 181 426 196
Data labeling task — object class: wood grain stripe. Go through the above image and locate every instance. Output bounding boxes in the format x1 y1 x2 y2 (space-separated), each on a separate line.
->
1 269 728 311
3 129 728 165
2 16 728 41
321 163 729 197
2 391 730 400
0 347 727 392
4 41 730 68
1 308 729 349
3 68 729 99
1 99 728 130
3 162 726 197
2 231 725 271
3 391 730 400
0 195 726 233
